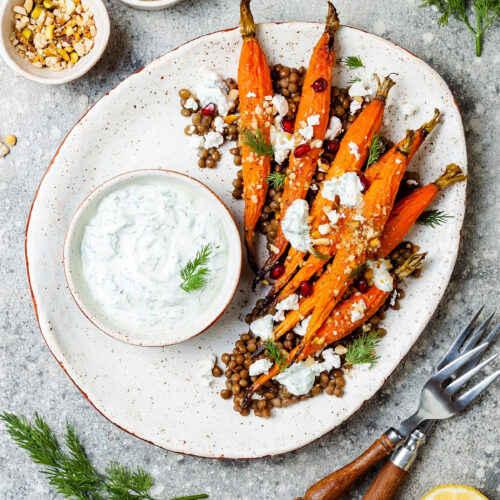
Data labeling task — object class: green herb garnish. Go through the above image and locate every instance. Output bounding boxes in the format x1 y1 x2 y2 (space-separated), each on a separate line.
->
342 55 364 69
0 412 208 500
367 132 384 167
345 331 382 365
180 244 212 293
312 248 330 261
265 338 288 372
241 128 274 158
420 0 500 56
345 264 365 282
347 76 361 85
417 209 453 228
267 171 287 189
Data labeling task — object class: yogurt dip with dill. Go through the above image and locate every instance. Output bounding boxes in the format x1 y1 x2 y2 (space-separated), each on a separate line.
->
80 182 229 332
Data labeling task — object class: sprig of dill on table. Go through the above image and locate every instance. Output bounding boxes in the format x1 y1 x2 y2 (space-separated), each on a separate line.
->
180 244 212 293
267 171 287 189
420 0 500 56
342 55 364 69
0 412 208 500
265 338 288 372
366 133 384 167
241 128 274 158
345 331 382 365
417 209 453 228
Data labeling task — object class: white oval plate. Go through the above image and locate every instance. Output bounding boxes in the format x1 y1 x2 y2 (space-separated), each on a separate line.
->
26 23 467 459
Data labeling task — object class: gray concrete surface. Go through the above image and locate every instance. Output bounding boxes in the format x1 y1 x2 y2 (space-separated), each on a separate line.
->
0 0 499 498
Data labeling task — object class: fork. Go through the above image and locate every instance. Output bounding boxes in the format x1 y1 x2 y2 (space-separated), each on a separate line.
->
300 308 499 500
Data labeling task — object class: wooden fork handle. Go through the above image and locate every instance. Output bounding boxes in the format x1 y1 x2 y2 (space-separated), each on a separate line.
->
362 460 407 500
301 431 400 500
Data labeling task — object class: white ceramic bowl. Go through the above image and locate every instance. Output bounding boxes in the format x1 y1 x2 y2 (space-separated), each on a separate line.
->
63 169 242 347
0 0 110 85
117 0 184 11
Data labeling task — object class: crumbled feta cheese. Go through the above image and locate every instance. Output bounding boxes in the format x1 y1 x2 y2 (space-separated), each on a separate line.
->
274 293 300 322
272 94 289 116
350 299 367 324
349 80 373 99
389 289 398 307
185 97 199 110
270 124 294 164
402 102 417 116
246 91 257 98
324 208 343 226
367 259 394 292
298 115 321 142
353 214 366 222
395 159 402 164
250 314 274 339
348 141 361 161
308 114 320 126
318 223 331 235
350 100 362 114
322 172 364 208
294 315 311 336
199 354 216 386
195 65 232 116
281 200 311 252
311 349 341 374
203 131 224 149
213 116 227 133
324 116 343 140
249 358 273 377
275 363 315 396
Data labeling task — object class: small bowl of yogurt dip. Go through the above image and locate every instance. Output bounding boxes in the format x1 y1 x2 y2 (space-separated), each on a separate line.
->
63 169 242 346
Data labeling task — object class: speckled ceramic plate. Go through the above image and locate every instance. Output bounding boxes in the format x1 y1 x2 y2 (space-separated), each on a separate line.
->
26 23 467 459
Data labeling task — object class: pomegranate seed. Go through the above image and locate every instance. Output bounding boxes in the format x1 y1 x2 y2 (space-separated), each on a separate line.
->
201 103 217 116
312 77 328 93
299 280 314 297
356 277 369 293
281 118 294 133
294 144 311 158
324 139 340 154
359 173 369 193
270 263 285 279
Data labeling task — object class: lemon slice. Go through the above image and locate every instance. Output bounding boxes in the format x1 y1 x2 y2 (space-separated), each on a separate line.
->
422 485 489 500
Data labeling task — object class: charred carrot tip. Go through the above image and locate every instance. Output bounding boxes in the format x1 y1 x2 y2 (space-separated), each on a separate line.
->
395 252 427 280
375 74 397 101
435 163 468 189
421 108 441 135
396 129 416 155
325 1 340 35
240 0 256 38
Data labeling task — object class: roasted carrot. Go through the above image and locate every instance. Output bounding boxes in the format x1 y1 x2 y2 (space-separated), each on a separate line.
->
288 131 416 363
255 2 340 282
242 253 426 407
238 0 274 273
253 75 396 309
254 109 439 317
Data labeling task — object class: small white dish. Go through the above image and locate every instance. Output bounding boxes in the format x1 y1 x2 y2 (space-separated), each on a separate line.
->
117 0 184 11
0 0 110 85
63 169 242 347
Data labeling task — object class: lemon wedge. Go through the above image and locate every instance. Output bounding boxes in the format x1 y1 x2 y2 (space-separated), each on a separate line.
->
422 485 489 500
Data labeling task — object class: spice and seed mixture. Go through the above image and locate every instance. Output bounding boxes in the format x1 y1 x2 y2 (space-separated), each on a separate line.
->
9 0 96 70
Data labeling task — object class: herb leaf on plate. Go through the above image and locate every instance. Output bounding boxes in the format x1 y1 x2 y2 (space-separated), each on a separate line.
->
345 331 382 365
267 171 287 189
180 244 212 293
312 247 330 261
241 128 274 158
0 412 209 500
342 55 364 69
367 132 384 167
265 338 288 372
417 209 453 228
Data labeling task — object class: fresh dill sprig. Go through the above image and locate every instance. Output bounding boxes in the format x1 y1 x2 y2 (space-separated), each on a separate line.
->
267 171 287 189
346 264 365 282
417 209 453 228
312 248 330 261
420 0 500 56
367 133 384 167
345 331 382 365
180 244 212 293
0 412 208 500
265 338 288 372
347 76 361 85
241 128 274 158
342 55 364 69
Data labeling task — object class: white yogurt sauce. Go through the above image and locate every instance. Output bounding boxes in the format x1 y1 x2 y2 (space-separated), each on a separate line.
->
281 200 311 252
80 183 228 331
275 363 315 396
250 314 274 339
195 65 232 116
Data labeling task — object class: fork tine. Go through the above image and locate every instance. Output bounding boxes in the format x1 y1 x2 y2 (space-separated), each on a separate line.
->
434 342 489 382
484 322 500 345
444 353 498 396
437 306 484 370
460 311 495 353
455 369 500 409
